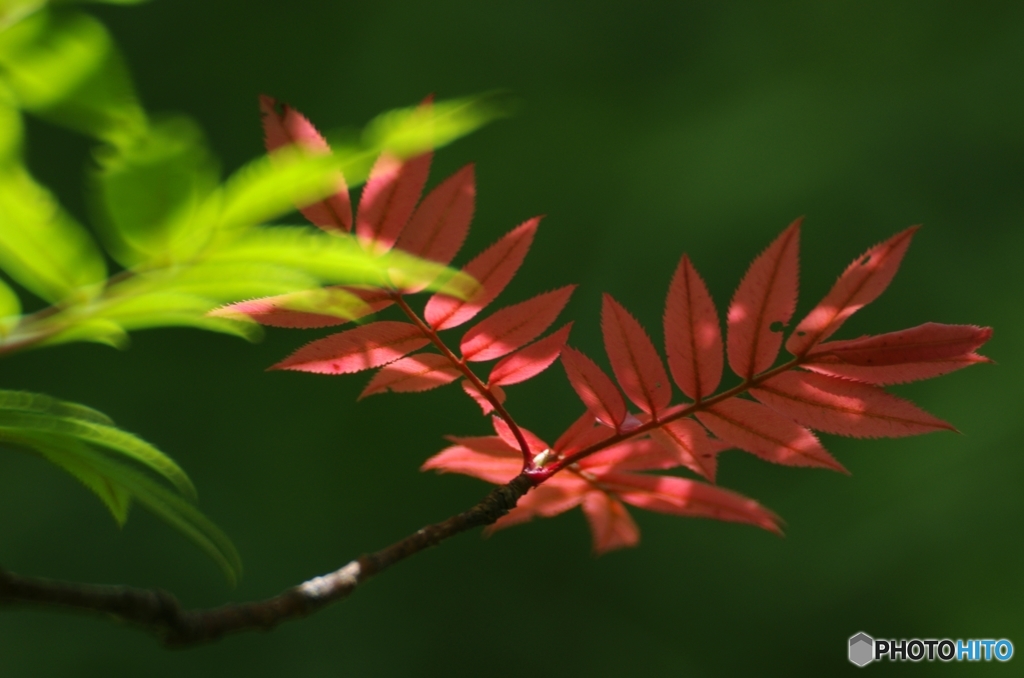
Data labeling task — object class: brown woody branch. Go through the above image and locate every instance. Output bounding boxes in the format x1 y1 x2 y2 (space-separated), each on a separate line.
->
0 474 533 648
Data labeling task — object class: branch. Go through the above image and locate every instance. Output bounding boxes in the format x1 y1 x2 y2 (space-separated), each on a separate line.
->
0 473 533 648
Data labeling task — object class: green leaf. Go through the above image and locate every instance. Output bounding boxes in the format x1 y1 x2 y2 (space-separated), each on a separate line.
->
0 164 107 303
358 93 511 162
0 276 21 335
39 317 128 347
91 116 220 266
95 291 262 339
0 429 240 583
0 83 22 163
8 430 132 524
0 8 145 142
0 388 114 424
0 408 196 498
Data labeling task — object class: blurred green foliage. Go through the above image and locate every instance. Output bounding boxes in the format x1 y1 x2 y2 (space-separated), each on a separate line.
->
0 1 494 582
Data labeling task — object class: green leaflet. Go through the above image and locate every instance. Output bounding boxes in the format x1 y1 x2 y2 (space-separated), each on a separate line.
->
0 164 107 303
0 8 145 143
1 430 240 583
357 94 510 165
94 292 261 339
91 117 220 266
0 277 21 334
0 408 196 498
11 430 132 524
37 317 128 348
0 83 21 162
0 389 113 424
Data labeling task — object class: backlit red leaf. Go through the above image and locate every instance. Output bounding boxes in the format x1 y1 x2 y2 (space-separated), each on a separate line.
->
421 438 520 484
801 353 991 385
394 164 475 266
355 151 432 253
751 371 955 438
492 416 547 456
787 227 917 355
582 492 640 554
359 353 461 398
696 398 846 472
461 286 576 362
212 287 392 328
806 323 992 366
727 219 801 379
553 411 613 457
424 218 539 330
270 321 428 374
488 323 573 387
259 95 352 232
649 419 719 481
560 346 627 430
602 295 671 415
603 473 782 534
665 255 723 401
461 380 506 415
582 438 680 474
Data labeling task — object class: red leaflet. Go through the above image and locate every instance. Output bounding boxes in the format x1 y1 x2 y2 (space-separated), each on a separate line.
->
259 95 352 232
665 255 723 401
461 380 506 415
492 416 547 456
424 218 539 330
582 492 640 554
355 151 433 254
360 354 461 398
461 286 576 362
270 321 428 374
421 437 521 484
553 411 613 456
751 371 954 438
802 353 991 385
787 227 917 356
649 418 719 482
727 219 801 379
602 294 671 415
394 164 475 266
488 323 573 387
560 346 627 430
211 287 393 328
602 473 782 534
807 323 992 366
583 438 681 474
696 398 846 472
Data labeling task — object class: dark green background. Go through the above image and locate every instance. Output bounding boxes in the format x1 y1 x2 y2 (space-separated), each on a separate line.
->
1 1 1021 675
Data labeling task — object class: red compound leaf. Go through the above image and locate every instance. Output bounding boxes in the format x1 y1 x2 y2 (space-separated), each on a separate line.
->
665 254 723 401
270 321 427 374
355 152 433 254
602 294 671 416
488 323 573 387
425 218 539 330
394 164 475 267
259 95 352 232
582 492 640 555
560 346 627 430
750 371 955 438
212 287 392 329
601 473 782 534
360 353 461 398
649 418 720 482
787 227 917 356
696 398 846 472
727 219 801 380
461 286 575 362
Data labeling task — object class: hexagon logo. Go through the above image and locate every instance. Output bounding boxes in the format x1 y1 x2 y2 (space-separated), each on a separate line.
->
849 632 874 667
